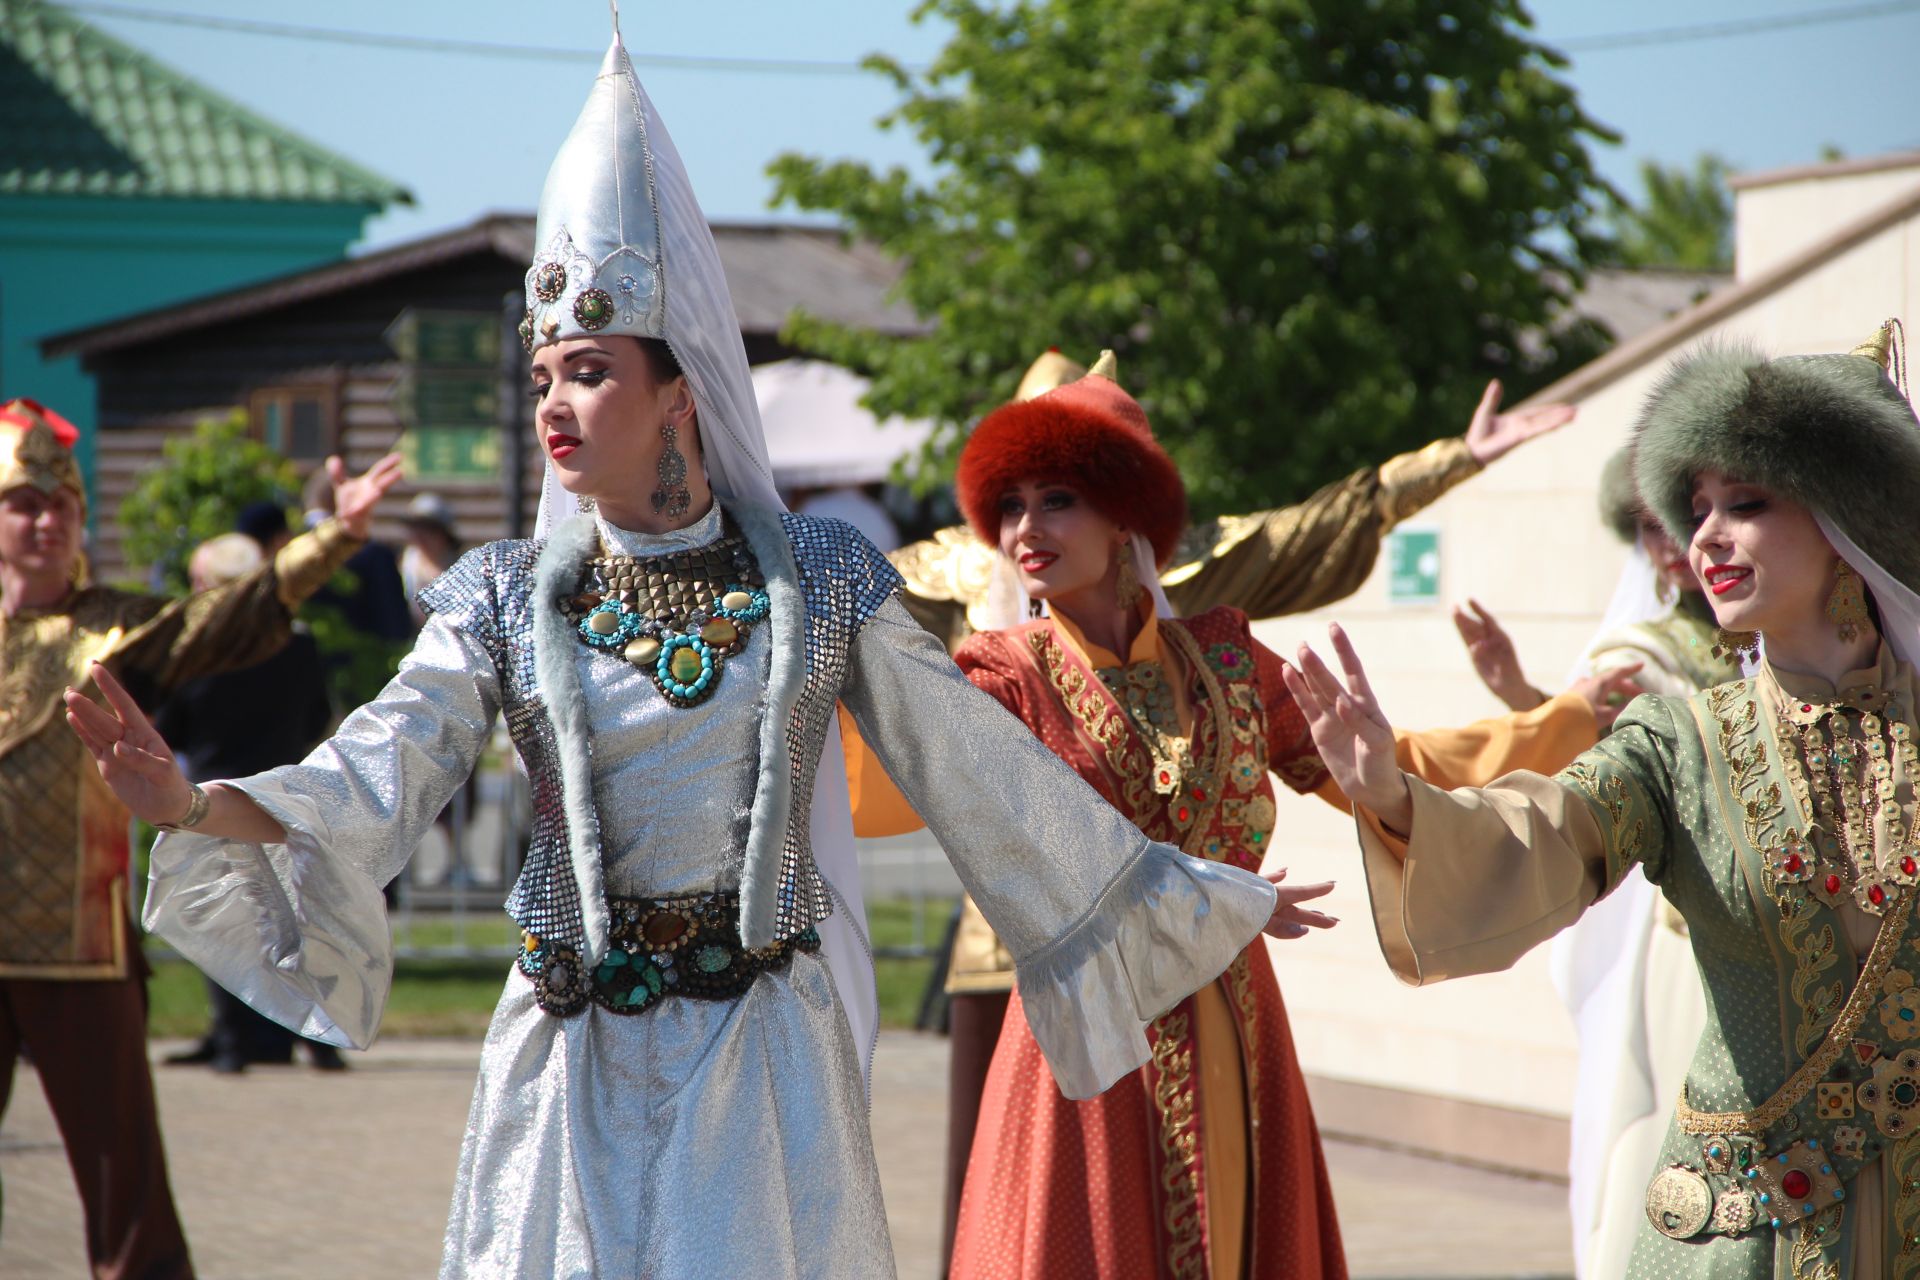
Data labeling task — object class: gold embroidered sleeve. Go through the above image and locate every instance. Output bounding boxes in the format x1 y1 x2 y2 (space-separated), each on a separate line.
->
273 518 365 610
1374 436 1481 529
1158 437 1480 622
103 520 364 698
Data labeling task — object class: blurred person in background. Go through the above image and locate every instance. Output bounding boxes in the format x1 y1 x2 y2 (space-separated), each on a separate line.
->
0 394 396 1280
302 463 413 644
157 532 342 1075
234 499 294 559
400 491 463 626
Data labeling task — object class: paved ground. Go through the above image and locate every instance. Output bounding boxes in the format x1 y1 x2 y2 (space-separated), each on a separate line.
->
1 1033 1571 1279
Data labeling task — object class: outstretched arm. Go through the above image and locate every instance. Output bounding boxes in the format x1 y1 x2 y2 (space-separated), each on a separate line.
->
1281 623 1414 831
66 662 286 841
1283 623 1679 985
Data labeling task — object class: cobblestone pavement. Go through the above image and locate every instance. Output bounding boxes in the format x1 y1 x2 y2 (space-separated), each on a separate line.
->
1 1033 1571 1279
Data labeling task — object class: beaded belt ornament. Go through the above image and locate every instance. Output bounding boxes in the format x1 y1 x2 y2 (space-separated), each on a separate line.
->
560 523 770 708
517 891 820 1017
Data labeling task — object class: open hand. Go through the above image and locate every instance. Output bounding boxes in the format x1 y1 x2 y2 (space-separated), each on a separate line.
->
1464 380 1575 465
1452 598 1542 711
1281 623 1413 832
1261 868 1337 940
64 661 195 826
1568 662 1647 732
329 452 405 540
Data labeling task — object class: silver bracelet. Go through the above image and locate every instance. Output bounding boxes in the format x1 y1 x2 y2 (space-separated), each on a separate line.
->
155 783 210 833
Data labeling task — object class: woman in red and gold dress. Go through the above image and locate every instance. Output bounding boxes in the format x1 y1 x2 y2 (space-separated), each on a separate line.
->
915 357 1619 1279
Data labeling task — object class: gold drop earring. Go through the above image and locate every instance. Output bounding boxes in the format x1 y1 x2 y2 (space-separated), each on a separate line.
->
1114 543 1144 610
1828 560 1872 644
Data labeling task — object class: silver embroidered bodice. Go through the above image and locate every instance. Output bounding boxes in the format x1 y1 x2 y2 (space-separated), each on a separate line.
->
584 507 766 898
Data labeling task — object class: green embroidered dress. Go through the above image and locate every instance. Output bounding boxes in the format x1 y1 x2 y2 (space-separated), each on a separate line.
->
1361 646 1920 1278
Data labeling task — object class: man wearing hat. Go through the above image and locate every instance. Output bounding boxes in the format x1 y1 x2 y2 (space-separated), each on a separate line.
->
0 398 398 1278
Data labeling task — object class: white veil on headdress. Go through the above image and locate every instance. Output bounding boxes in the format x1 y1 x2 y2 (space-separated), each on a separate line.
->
524 12 877 1074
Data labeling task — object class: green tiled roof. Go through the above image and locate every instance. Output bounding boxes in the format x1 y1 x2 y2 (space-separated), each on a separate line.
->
0 0 409 203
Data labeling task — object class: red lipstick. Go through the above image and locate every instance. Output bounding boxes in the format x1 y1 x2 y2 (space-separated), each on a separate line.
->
546 432 581 460
1704 564 1751 596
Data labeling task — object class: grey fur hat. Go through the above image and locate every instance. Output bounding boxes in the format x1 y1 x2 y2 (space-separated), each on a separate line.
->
1633 338 1920 589
1596 448 1641 545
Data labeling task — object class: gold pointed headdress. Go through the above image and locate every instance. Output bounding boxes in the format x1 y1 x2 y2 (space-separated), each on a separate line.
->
0 399 84 503
1013 347 1120 401
1852 318 1908 397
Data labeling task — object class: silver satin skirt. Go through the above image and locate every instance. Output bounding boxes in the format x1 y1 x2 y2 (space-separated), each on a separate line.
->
442 951 894 1279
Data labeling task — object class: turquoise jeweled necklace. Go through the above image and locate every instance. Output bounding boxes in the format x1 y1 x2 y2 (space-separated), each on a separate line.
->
561 520 769 708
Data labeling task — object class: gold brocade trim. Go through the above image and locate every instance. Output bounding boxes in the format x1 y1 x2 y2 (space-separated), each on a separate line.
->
1783 908 1845 1061
1709 683 1800 908
1789 1203 1843 1280
1028 629 1161 823
1561 760 1645 888
1893 1130 1920 1277
1150 1010 1204 1280
1677 888 1913 1136
1708 681 1851 1058
1159 622 1238 851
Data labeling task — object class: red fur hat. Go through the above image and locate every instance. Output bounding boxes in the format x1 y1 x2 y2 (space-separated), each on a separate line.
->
956 373 1187 566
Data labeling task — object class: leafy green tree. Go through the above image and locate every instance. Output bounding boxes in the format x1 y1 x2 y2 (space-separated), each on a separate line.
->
117 413 298 594
770 0 1618 514
1611 155 1733 272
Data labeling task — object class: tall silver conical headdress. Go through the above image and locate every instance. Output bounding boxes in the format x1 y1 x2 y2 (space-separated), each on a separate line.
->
527 18 781 523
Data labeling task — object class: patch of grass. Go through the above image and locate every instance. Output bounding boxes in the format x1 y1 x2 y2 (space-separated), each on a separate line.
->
147 897 960 1039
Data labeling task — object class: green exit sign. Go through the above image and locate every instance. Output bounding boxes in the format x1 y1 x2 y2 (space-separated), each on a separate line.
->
1387 528 1441 605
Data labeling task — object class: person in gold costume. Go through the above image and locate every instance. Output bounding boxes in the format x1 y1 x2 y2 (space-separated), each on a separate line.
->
0 398 398 1279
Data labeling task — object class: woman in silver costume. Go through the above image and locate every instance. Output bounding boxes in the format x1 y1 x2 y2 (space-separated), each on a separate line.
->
61 21 1322 1280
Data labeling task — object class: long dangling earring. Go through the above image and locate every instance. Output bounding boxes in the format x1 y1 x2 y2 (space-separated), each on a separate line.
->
1828 560 1872 644
1712 629 1760 664
1654 573 1676 607
651 420 691 518
1114 544 1144 610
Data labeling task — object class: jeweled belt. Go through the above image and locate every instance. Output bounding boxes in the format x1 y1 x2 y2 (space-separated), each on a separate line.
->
516 891 819 1018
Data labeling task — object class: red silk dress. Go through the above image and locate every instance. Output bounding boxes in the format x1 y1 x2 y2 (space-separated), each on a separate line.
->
948 605 1345 1280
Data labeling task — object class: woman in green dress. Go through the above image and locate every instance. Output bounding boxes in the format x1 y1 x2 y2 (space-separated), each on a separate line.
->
1287 324 1920 1277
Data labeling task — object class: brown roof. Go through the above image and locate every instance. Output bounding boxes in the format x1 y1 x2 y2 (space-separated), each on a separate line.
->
1521 180 1920 408
1728 150 1920 192
43 214 923 359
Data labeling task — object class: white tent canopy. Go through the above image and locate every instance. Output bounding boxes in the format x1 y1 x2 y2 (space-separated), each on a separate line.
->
751 358 936 489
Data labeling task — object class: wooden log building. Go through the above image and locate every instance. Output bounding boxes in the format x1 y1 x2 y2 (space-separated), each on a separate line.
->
41 212 922 580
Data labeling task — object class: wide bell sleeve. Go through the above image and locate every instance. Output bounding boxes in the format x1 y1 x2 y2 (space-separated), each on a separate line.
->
141 614 501 1049
1357 694 1679 987
838 597 1279 1100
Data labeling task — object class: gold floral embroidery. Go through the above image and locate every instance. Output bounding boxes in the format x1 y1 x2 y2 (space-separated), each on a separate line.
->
1788 1203 1842 1280
1149 1010 1203 1279
1782 908 1845 1060
1027 630 1159 825
1561 760 1645 887
1710 682 1803 910
1891 1129 1920 1277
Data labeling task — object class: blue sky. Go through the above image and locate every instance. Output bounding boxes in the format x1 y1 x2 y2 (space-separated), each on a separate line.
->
76 0 1920 251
